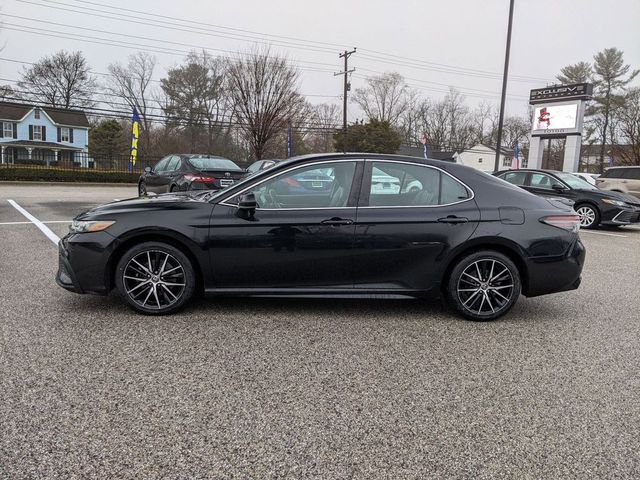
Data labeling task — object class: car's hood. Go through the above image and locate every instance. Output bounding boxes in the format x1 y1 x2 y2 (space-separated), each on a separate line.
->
77 192 206 219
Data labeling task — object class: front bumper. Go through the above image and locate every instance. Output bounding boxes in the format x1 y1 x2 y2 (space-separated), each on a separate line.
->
603 207 640 225
524 237 586 297
55 232 116 295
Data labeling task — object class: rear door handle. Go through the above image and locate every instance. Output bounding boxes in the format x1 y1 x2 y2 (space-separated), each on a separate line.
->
321 217 354 226
437 216 468 224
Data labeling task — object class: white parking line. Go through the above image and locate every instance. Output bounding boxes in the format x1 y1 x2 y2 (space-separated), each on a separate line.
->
580 230 627 238
0 220 71 225
7 200 61 245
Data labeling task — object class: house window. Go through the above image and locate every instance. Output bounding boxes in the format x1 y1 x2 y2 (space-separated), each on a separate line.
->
3 122 13 138
521 159 528 168
478 158 483 164
33 125 43 141
60 127 70 142
503 157 512 167
34 109 41 119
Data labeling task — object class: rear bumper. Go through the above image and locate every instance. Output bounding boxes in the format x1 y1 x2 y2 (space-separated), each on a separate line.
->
524 237 586 297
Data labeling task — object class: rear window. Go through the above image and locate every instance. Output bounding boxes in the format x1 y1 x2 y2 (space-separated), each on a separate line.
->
188 157 242 171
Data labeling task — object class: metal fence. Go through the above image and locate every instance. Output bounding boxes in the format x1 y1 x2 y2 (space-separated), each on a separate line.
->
0 150 159 173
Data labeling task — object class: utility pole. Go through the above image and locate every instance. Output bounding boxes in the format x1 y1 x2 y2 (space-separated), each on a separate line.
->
335 48 356 151
494 0 515 172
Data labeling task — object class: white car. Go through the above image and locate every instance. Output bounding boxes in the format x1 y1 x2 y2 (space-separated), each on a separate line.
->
573 172 599 186
371 167 422 195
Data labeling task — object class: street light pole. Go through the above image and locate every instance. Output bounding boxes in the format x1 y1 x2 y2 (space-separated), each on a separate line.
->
494 0 515 172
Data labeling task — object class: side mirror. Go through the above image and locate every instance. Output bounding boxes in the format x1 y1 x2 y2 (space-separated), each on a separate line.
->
235 192 257 220
552 183 568 191
144 166 153 174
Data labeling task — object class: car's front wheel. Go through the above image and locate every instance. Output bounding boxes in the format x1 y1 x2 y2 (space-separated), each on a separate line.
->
138 182 147 196
575 204 599 229
445 250 521 321
115 242 196 315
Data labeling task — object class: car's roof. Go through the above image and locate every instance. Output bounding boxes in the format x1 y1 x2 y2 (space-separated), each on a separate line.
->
605 165 637 169
277 152 459 169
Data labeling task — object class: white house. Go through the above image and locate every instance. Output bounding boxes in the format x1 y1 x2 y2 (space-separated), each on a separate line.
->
456 144 515 172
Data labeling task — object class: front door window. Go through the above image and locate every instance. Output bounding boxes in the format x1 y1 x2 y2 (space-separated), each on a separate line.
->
248 161 357 209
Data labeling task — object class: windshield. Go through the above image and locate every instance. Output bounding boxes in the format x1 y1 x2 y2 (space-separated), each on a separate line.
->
188 156 242 171
556 172 597 190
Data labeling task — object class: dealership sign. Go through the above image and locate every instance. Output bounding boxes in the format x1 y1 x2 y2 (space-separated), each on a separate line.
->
529 83 593 104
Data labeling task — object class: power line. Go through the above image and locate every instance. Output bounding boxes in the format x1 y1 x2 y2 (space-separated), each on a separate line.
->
31 0 553 83
17 0 555 84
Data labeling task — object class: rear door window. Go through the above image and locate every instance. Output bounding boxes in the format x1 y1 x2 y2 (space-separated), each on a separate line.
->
529 173 564 190
367 161 470 207
501 171 528 186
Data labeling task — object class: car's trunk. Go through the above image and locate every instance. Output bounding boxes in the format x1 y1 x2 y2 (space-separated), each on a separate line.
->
200 169 245 189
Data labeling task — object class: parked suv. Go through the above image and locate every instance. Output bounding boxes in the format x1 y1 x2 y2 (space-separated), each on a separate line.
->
596 166 640 197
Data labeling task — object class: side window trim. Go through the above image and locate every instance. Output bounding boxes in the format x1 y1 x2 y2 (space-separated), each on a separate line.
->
360 159 474 208
218 159 363 210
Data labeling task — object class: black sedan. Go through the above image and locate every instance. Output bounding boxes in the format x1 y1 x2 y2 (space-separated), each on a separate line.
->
494 169 640 228
57 153 585 321
138 154 245 195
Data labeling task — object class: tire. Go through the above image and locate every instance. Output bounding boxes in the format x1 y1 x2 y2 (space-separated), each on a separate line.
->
115 241 196 315
575 203 600 229
138 182 147 197
445 250 522 321
170 185 177 193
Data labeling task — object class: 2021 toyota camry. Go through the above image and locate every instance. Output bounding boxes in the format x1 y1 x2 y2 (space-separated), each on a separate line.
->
57 153 586 321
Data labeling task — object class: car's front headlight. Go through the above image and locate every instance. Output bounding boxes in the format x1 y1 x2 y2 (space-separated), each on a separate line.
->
70 220 116 233
602 198 627 207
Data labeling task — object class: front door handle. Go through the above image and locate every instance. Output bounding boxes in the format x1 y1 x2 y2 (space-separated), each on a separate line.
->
321 217 354 226
437 215 468 224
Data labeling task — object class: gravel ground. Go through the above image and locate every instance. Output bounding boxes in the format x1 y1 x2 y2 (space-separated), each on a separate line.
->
1 183 639 479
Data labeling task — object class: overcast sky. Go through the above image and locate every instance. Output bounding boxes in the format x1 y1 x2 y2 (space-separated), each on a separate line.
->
1 0 639 121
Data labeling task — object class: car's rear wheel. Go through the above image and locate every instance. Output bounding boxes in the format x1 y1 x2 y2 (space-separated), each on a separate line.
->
115 242 196 315
446 250 521 321
575 204 599 229
138 182 146 196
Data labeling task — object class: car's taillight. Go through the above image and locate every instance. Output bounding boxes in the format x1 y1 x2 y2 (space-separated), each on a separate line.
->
540 214 580 233
185 174 215 183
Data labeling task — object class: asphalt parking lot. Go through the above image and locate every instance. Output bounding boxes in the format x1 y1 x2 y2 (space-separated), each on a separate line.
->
1 182 639 479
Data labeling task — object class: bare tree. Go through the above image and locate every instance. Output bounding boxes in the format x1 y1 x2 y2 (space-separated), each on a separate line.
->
18 50 97 109
107 52 156 155
307 103 341 152
0 84 17 101
616 87 640 165
227 47 305 160
160 51 233 154
352 72 414 126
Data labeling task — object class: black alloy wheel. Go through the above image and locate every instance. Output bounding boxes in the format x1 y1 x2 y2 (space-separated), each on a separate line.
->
138 182 147 197
446 250 521 321
115 242 196 314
